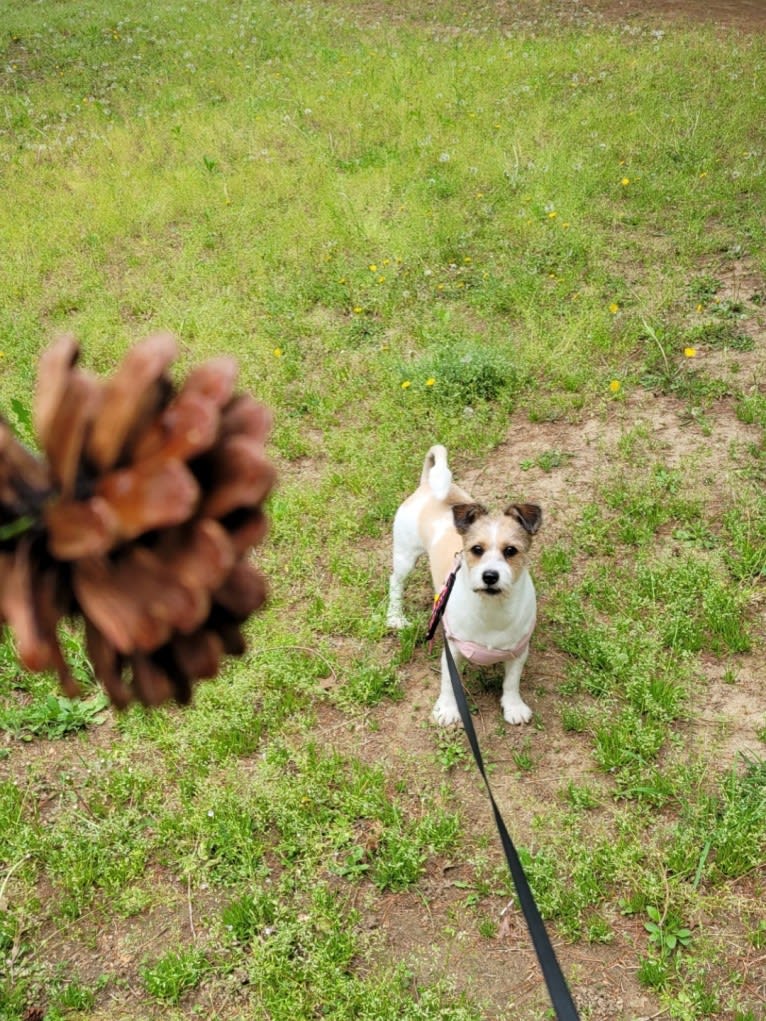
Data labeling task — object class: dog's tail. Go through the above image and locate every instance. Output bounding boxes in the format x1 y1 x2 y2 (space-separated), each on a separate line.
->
421 445 452 500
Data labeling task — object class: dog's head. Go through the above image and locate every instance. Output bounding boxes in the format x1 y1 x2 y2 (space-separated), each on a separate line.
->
452 502 542 596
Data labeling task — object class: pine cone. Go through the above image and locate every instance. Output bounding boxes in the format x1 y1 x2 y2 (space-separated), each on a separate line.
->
0 333 275 707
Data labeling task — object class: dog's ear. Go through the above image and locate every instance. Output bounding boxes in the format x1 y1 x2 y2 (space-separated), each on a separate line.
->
452 502 488 535
505 503 542 535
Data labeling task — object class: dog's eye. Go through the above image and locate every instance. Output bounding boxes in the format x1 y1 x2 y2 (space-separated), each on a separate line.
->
470 544 484 557
504 546 518 559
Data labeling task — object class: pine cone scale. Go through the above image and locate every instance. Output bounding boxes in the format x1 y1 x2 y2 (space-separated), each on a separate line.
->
33 334 80 448
86 332 177 471
45 496 119 559
94 458 200 542
201 437 276 519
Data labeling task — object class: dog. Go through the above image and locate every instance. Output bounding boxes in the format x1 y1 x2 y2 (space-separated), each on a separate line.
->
387 445 542 726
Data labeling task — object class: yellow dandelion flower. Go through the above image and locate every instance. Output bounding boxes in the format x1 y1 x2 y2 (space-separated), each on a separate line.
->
684 347 697 358
609 302 620 314
425 378 436 387
609 380 621 393
273 347 283 358
548 210 558 219
353 306 363 314
378 276 386 283
621 177 630 186
401 380 412 390
369 264 377 272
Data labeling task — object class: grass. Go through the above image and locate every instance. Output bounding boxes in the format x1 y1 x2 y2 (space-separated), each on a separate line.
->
1 2 765 1019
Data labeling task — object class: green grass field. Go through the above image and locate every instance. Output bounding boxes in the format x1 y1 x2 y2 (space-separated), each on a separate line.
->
1 2 765 1019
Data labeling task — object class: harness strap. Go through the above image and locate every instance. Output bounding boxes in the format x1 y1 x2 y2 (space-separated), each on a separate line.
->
442 616 535 665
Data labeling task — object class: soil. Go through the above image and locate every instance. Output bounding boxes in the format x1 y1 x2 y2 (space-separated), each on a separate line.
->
589 0 766 31
385 0 766 33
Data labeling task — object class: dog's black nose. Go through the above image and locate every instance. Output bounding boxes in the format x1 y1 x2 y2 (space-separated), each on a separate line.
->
482 570 500 587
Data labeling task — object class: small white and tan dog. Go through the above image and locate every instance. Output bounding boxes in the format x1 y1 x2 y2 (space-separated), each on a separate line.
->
387 445 542 726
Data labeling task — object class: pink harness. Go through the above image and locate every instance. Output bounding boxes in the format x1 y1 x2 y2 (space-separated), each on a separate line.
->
443 616 535 666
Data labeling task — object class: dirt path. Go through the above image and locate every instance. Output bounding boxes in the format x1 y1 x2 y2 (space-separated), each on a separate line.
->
592 0 766 31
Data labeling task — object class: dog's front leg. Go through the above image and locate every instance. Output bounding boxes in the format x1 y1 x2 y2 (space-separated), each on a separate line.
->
433 640 464 726
501 651 533 725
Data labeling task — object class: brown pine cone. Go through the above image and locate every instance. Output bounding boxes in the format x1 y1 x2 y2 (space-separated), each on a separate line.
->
0 333 275 707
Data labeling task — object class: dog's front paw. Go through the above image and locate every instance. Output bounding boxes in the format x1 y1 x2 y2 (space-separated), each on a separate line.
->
433 696 462 727
502 696 533 725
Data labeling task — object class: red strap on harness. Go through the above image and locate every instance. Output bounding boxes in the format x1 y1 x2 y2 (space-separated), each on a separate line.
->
426 562 460 645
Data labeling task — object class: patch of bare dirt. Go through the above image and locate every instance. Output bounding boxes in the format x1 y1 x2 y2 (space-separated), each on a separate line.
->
355 0 766 35
588 0 766 31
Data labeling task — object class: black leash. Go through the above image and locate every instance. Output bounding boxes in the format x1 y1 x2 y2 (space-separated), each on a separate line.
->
427 574 580 1020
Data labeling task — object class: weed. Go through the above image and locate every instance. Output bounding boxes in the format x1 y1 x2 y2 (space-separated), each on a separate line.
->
43 808 151 919
684 320 754 352
724 491 766 578
538 544 574 580
644 905 693 956
666 757 766 884
564 783 600 811
586 914 614 944
55 979 97 1011
339 661 403 708
371 807 459 891
688 275 721 305
404 340 519 412
434 729 471 771
512 740 535 772
222 890 278 944
142 947 209 1004
0 690 109 740
749 919 766 950
736 393 766 430
521 449 572 472
638 953 671 991
477 916 498 939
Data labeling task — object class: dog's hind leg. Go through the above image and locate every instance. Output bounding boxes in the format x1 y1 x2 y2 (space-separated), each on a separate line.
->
386 509 423 629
